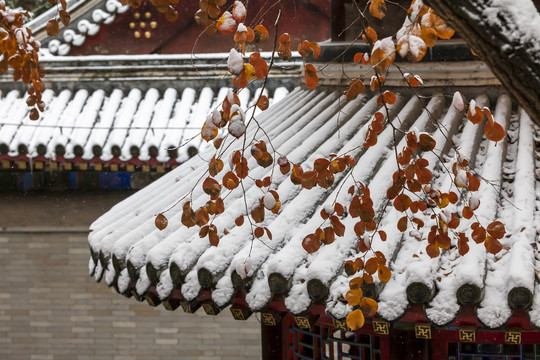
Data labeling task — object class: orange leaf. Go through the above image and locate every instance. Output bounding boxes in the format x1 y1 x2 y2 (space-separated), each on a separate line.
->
304 64 319 89
349 277 363 289
426 243 440 258
397 216 408 232
223 171 240 190
472 226 486 244
353 52 363 64
46 19 60 36
343 79 365 101
257 95 269 110
418 134 436 152
369 0 387 19
393 193 412 212
302 234 320 253
254 24 269 43
344 261 356 276
277 33 292 60
155 213 168 230
203 177 221 197
346 309 365 330
209 156 224 176
487 221 505 239
309 42 321 60
362 27 378 44
370 38 395 73
254 227 264 238
330 215 346 237
467 104 484 124
462 206 474 219
485 236 503 254
216 11 236 34
298 40 310 57
377 265 391 282
249 52 268 79
382 91 396 105
235 215 244 226
250 204 265 223
484 118 505 143
365 258 378 275
59 9 70 26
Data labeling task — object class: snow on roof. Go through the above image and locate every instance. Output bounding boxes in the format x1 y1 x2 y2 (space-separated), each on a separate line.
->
0 86 287 166
31 0 128 56
87 87 540 328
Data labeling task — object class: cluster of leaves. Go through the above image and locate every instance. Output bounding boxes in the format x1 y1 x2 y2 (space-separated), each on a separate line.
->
0 2 46 120
44 0 70 36
145 0 511 332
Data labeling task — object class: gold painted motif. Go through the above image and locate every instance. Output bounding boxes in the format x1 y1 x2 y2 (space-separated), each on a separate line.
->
34 161 43 170
202 303 215 315
1 160 9 169
415 324 431 339
230 307 245 320
109 163 118 172
505 331 521 344
459 329 475 342
333 318 347 332
163 300 173 311
261 312 276 326
93 163 102 171
294 316 311 331
126 164 135 172
373 320 389 335
180 301 190 313
17 161 26 170
144 295 155 307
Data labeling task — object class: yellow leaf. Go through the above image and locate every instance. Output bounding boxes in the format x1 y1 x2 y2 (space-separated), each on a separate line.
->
361 297 378 316
346 309 365 330
345 288 363 306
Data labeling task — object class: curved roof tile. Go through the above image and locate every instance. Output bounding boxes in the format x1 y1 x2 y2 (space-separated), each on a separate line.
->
88 88 540 329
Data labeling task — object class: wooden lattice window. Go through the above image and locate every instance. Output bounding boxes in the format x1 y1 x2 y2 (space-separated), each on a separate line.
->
288 324 381 360
448 343 540 360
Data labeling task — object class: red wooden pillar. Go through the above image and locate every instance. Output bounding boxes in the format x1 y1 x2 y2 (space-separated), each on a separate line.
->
379 333 391 360
431 329 449 359
261 313 287 360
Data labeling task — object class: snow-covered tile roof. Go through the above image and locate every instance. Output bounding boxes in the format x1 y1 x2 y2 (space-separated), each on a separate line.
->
0 86 288 167
88 87 540 328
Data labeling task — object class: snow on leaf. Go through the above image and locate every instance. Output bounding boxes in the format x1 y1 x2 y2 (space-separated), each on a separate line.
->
217 11 236 34
232 1 246 22
370 38 395 73
452 91 465 112
227 48 243 75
